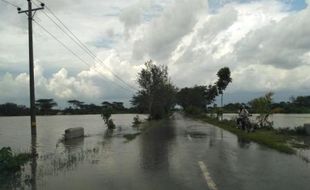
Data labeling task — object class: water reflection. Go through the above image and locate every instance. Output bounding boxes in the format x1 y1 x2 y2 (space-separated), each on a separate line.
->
139 119 176 171
31 135 37 190
237 136 251 149
63 137 85 152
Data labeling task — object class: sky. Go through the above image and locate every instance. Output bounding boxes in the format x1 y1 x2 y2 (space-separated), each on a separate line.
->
0 0 310 108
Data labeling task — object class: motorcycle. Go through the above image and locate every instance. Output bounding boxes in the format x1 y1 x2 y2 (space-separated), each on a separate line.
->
237 114 254 133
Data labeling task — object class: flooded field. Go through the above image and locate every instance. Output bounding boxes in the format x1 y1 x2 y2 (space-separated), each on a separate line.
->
0 114 310 190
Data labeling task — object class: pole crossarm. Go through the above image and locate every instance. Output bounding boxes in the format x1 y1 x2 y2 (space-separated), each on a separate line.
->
18 7 44 14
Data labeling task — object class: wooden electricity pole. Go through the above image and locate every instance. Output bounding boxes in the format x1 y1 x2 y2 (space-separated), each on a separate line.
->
18 0 44 136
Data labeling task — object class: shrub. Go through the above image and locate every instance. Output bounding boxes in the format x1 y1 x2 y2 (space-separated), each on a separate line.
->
132 115 142 127
0 147 31 173
101 107 116 129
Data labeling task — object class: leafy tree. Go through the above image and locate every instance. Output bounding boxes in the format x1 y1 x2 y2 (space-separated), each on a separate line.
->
216 67 232 118
177 85 218 113
35 99 57 115
67 100 84 109
248 92 274 128
131 60 177 119
205 85 219 105
177 86 207 111
112 102 125 111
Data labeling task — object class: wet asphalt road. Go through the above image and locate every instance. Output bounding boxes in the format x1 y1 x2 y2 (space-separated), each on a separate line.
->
3 113 310 190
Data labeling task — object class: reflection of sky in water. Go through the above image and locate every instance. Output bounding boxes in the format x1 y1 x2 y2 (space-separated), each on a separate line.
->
1 114 310 189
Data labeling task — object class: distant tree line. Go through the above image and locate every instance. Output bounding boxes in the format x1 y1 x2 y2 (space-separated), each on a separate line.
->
0 99 134 116
222 95 310 114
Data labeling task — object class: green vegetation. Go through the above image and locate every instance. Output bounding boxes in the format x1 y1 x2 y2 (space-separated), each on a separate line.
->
0 147 31 173
0 103 29 116
190 114 310 154
176 67 232 117
188 92 309 154
222 95 310 114
216 67 232 118
35 98 58 115
132 115 142 127
249 92 274 128
131 60 177 120
101 107 116 129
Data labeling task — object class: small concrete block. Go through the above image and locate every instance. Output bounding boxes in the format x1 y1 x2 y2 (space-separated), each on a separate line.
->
65 127 84 140
304 124 310 135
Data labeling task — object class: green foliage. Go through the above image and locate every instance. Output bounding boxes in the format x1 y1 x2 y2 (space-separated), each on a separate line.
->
194 115 295 154
68 100 84 109
0 147 31 173
36 98 58 115
249 92 274 128
216 67 232 95
101 107 115 129
0 103 29 116
177 85 219 113
131 60 177 120
177 86 207 111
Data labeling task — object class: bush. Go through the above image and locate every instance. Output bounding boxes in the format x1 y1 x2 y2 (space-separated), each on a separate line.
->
132 115 142 127
0 147 31 173
101 107 116 129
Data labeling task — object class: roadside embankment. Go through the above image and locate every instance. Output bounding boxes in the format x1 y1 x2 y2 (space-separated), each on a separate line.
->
190 114 309 154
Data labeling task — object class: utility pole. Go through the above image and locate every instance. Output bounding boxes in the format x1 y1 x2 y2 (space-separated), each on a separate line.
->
18 0 44 136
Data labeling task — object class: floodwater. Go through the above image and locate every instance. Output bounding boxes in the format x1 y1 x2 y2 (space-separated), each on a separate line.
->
0 113 310 190
223 113 310 128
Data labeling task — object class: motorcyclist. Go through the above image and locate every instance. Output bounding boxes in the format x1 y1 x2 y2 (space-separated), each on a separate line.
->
237 104 250 130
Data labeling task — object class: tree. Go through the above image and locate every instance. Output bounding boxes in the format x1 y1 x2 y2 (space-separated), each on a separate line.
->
101 101 112 109
35 99 57 115
216 67 232 119
248 92 274 128
0 103 29 116
67 100 84 109
177 86 207 111
176 85 218 114
131 60 177 119
205 85 219 105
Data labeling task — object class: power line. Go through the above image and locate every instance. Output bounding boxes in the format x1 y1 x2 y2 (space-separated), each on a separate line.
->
33 19 133 92
1 0 19 8
33 0 138 92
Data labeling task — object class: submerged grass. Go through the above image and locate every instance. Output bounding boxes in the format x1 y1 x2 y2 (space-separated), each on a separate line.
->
191 114 308 154
0 147 31 173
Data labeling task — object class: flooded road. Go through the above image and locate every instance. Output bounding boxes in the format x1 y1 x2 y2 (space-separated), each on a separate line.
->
1 113 310 190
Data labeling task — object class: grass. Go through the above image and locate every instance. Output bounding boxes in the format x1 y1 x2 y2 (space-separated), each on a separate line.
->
0 147 31 173
191 114 310 154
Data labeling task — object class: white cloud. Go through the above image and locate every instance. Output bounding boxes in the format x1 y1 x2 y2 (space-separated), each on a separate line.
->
1 0 310 106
